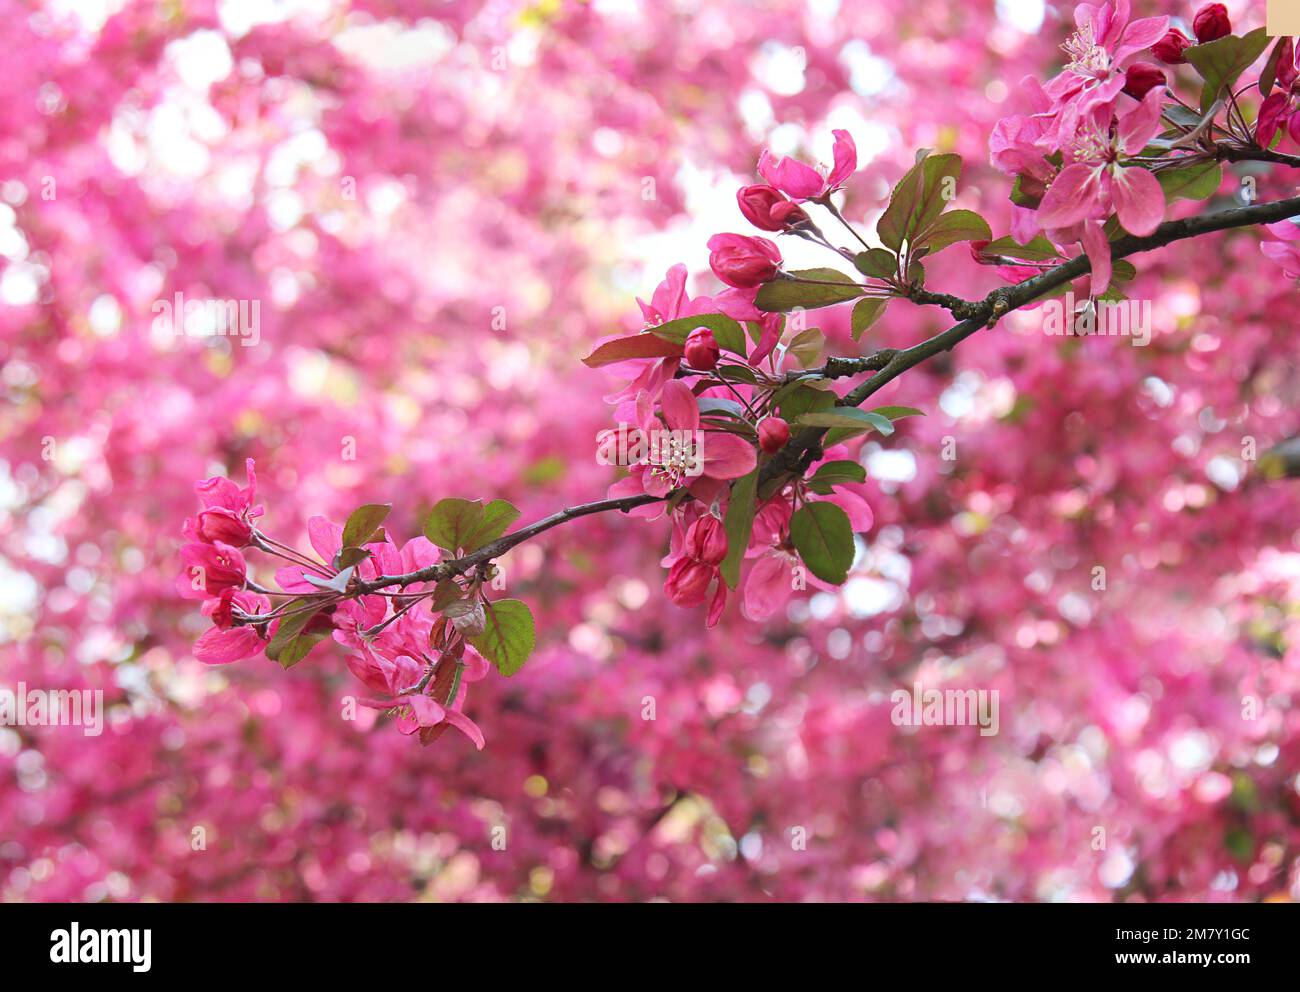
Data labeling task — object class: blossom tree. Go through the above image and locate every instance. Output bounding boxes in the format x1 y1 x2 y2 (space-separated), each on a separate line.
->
4 0 1300 901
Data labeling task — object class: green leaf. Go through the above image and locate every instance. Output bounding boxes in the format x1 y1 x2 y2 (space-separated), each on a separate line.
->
850 298 888 342
582 334 682 368
425 498 486 553
877 152 962 252
720 471 758 589
334 546 372 570
266 600 326 669
1185 28 1271 111
914 209 991 254
787 327 824 368
754 268 864 312
793 407 895 438
715 365 759 385
1260 36 1288 96
807 459 866 490
776 382 836 422
463 498 520 553
986 234 1061 262
341 503 391 549
430 579 463 612
649 313 747 356
790 502 854 585
854 248 898 280
1008 173 1042 209
870 405 924 421
468 599 535 676
1155 161 1222 203
1111 260 1137 283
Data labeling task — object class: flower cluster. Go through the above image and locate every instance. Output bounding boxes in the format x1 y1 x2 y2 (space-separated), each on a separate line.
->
180 463 490 749
591 129 885 626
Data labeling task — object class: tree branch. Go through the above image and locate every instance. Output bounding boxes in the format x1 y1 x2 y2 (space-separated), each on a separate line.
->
294 196 1300 601
761 194 1300 485
354 492 665 593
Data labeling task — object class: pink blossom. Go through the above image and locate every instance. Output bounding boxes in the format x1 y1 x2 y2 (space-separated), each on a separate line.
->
707 233 782 289
193 589 271 664
1036 88 1167 290
756 129 857 201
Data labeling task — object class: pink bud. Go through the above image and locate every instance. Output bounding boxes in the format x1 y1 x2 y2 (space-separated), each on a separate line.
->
684 515 728 566
707 233 782 289
736 184 808 232
759 417 790 454
196 507 254 547
1192 3 1231 44
1123 63 1167 100
664 558 714 606
1152 28 1192 64
683 326 721 370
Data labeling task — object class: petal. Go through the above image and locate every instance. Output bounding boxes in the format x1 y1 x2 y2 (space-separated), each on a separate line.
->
757 150 825 200
307 515 342 561
1119 85 1165 155
442 708 486 750
1081 219 1113 295
827 129 857 188
705 580 727 628
1256 93 1288 151
701 432 758 480
659 379 700 433
1113 15 1169 65
1111 164 1164 236
1037 164 1103 230
193 626 264 664
822 486 874 533
742 552 793 621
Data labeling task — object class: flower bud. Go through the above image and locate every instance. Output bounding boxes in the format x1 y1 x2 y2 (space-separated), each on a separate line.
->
664 559 714 606
196 507 254 547
683 326 721 370
684 515 728 566
1192 3 1230 44
1123 63 1167 100
736 184 808 232
707 233 782 289
758 417 790 455
1152 28 1192 64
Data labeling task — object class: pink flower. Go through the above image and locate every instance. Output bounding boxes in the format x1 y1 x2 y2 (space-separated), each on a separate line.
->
683 327 720 370
356 651 489 749
707 233 781 289
664 513 728 626
1043 1 1169 139
177 541 247 600
1257 39 1300 150
1036 87 1167 291
1260 220 1300 279
736 184 809 231
193 589 270 663
741 547 800 621
606 265 718 408
1122 63 1165 100
756 129 857 201
1192 3 1231 44
758 416 790 454
606 380 758 504
185 458 263 547
1152 28 1192 64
